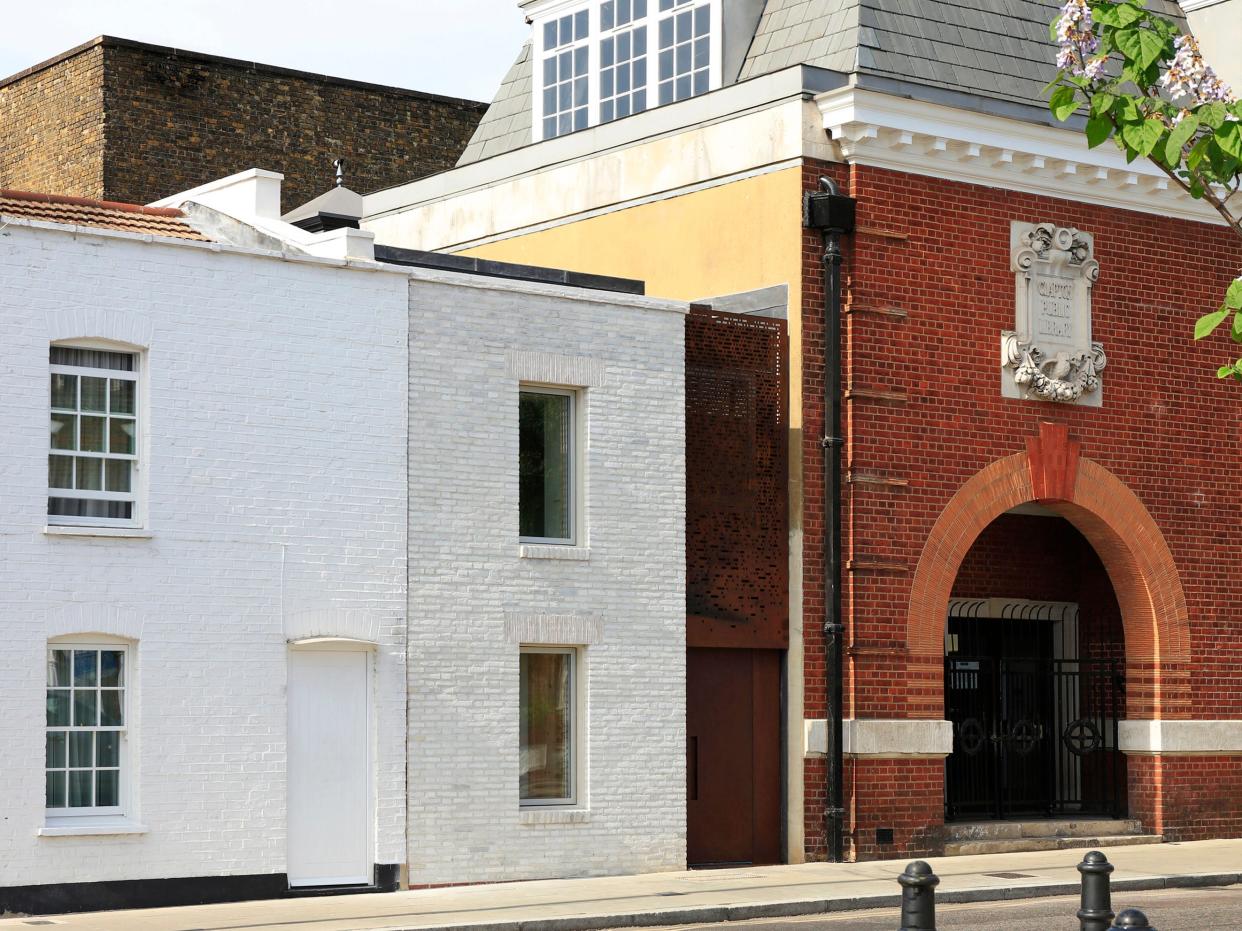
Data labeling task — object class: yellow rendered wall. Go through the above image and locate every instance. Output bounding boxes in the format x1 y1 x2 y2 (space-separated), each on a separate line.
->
462 167 802 307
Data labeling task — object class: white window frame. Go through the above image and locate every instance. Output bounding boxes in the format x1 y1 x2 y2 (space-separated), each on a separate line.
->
529 0 722 142
44 639 131 820
48 341 144 529
518 385 580 546
519 646 581 808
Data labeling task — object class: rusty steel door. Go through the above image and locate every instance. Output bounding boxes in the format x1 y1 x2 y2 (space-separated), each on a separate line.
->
687 647 782 867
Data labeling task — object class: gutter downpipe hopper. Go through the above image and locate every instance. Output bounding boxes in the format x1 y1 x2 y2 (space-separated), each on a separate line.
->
803 175 856 862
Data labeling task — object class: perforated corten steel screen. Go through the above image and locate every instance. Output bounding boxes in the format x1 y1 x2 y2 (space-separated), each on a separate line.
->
686 307 789 650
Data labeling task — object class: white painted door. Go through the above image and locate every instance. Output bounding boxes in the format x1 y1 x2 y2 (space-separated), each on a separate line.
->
287 648 371 887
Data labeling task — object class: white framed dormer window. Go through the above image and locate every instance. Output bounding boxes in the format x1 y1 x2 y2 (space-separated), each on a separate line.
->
45 642 130 817
49 345 140 528
519 646 579 807
530 0 721 141
519 386 578 545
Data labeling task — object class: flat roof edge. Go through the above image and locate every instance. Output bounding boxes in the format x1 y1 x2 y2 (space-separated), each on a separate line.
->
375 245 645 296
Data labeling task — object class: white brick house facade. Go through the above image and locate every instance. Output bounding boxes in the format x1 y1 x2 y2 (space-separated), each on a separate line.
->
0 190 688 902
0 220 409 890
406 274 687 883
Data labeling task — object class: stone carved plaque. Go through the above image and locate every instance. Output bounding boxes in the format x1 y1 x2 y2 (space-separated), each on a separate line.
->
1002 222 1106 406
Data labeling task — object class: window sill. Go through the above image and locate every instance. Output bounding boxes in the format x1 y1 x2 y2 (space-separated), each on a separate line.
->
44 525 152 539
38 817 148 837
519 544 590 561
519 808 590 825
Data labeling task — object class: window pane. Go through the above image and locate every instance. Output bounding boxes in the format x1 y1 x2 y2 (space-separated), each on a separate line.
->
46 690 70 726
49 455 73 489
46 771 66 809
100 690 124 727
51 373 77 409
75 457 102 491
519 392 572 540
543 20 556 47
96 770 119 807
520 651 572 801
109 417 135 455
110 379 135 414
574 8 588 39
602 0 614 30
80 416 105 452
74 650 98 687
69 730 93 768
105 459 132 493
49 650 71 687
68 770 93 808
50 413 75 450
97 731 120 767
100 651 124 688
46 731 66 768
73 689 97 727
80 377 107 413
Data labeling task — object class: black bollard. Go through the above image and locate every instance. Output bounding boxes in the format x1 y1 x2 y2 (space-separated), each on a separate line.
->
1077 849 1115 931
898 860 939 931
1110 908 1155 929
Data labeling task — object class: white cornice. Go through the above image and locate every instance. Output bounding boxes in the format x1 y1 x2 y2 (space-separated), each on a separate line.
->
1179 0 1229 12
815 86 1225 226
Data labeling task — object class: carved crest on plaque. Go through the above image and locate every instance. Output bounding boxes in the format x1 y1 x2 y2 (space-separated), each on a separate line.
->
1002 222 1106 406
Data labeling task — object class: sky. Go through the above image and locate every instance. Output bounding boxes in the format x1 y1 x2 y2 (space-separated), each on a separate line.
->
0 0 529 102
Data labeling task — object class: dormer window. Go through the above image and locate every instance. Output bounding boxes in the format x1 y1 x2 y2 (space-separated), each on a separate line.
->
530 0 720 142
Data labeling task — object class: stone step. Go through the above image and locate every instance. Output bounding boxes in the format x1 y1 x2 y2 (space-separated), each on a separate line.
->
945 833 1164 857
946 819 1143 841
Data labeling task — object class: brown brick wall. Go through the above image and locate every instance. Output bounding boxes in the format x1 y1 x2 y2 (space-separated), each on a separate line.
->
0 38 486 212
0 44 106 199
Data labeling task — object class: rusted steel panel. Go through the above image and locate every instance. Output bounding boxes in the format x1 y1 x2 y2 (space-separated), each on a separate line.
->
686 307 789 649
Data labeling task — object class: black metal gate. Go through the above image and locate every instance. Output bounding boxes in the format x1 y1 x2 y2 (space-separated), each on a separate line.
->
945 656 1126 821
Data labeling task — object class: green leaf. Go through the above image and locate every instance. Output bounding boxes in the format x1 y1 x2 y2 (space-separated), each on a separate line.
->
1216 122 1242 161
1227 278 1242 310
1050 86 1079 121
1163 115 1199 166
1198 102 1227 129
1090 93 1117 117
1113 27 1167 70
1196 305 1231 340
1086 114 1115 148
1113 3 1146 26
1120 116 1165 156
1218 364 1235 378
1232 310 1242 344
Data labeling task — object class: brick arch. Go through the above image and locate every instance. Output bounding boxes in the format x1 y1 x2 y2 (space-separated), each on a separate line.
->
907 424 1191 718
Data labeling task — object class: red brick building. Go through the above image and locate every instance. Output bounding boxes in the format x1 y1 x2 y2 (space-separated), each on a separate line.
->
327 0 1242 865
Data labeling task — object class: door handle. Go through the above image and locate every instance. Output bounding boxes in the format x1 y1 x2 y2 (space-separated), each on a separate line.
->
688 736 698 801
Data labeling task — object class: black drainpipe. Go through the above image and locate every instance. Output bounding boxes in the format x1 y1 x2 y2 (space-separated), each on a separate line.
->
803 176 856 863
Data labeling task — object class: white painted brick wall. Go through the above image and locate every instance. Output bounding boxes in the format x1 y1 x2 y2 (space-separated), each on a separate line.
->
406 275 687 884
0 225 408 887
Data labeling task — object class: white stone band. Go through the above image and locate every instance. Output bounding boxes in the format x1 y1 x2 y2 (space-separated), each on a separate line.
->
804 719 954 759
1120 720 1242 755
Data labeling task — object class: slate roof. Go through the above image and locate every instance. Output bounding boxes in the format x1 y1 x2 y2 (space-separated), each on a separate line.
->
456 41 535 165
457 0 1188 167
0 189 210 241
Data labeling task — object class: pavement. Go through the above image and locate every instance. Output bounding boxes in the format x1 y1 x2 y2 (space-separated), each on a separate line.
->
3 839 1241 931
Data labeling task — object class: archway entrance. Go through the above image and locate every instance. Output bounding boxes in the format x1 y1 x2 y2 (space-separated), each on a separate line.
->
902 424 1193 843
943 512 1127 821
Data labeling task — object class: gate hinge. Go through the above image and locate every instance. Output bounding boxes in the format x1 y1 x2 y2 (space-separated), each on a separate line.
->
823 621 845 636
824 807 847 819
821 435 845 449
